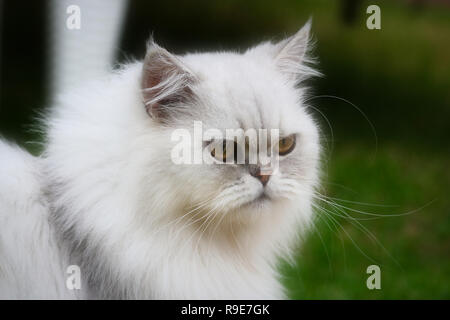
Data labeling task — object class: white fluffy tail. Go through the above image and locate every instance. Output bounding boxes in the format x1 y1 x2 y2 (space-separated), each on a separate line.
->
0 141 75 299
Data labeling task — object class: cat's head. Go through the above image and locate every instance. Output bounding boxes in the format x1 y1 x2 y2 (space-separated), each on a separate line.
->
140 21 321 223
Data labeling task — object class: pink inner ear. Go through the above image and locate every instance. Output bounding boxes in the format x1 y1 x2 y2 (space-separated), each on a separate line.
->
141 56 170 116
141 44 197 120
142 68 163 117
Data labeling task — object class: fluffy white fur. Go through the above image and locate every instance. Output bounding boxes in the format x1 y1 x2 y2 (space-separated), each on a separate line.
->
0 21 320 299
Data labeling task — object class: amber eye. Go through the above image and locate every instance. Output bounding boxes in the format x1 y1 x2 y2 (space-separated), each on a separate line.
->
211 140 235 162
278 135 296 156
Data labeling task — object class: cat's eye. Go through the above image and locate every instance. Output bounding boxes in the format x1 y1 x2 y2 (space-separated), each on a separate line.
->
211 140 236 163
278 135 296 156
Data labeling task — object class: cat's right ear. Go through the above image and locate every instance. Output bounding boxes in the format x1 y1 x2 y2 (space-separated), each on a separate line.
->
141 39 197 121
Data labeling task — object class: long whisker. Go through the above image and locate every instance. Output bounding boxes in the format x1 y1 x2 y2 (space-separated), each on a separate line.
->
305 94 378 157
194 203 224 255
307 104 335 160
285 183 428 266
151 194 217 237
317 201 401 268
316 193 435 218
314 204 379 264
324 196 399 208
176 203 223 255
312 213 333 273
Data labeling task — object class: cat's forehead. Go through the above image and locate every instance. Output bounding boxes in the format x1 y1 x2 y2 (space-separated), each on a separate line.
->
182 52 304 133
183 52 276 89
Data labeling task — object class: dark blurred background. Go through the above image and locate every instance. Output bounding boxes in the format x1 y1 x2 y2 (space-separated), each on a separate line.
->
1 0 449 298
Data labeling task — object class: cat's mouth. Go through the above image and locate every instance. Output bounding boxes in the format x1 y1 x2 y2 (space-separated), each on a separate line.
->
256 193 270 202
243 191 272 208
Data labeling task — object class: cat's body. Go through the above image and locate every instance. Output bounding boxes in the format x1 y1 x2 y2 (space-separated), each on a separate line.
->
0 22 320 299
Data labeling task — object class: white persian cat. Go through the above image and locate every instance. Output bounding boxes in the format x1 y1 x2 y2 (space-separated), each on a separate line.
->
0 21 321 299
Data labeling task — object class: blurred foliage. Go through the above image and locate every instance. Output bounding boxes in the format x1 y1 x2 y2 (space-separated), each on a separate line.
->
1 0 449 298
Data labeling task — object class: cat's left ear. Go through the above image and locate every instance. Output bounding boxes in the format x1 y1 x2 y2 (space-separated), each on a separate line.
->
141 39 198 121
272 19 321 82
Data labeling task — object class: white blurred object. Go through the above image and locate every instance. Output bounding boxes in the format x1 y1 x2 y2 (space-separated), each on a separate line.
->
49 0 127 96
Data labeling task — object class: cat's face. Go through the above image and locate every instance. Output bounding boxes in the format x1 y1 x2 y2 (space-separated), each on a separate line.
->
141 21 320 220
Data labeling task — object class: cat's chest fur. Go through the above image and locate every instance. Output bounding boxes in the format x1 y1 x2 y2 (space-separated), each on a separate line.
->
95 245 285 299
61 206 291 299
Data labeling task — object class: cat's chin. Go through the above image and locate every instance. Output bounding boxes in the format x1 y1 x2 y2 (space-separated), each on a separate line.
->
238 191 285 213
245 193 272 209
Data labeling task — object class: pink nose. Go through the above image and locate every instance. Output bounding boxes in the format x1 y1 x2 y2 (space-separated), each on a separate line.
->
249 166 271 186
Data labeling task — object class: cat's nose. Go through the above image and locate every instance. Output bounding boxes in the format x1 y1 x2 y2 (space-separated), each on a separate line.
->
249 165 270 186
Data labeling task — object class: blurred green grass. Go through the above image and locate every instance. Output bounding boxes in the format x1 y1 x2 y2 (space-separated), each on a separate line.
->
281 144 450 299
